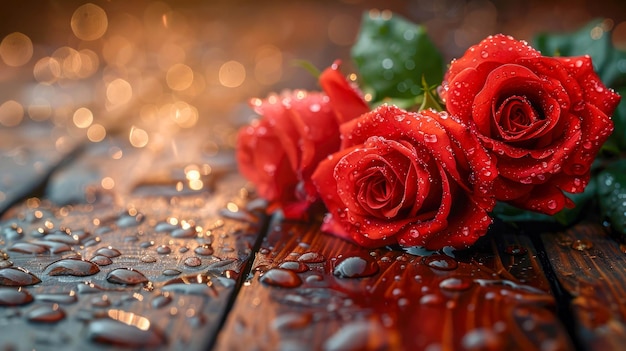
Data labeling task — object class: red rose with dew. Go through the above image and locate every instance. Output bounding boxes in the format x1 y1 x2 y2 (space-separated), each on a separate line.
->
236 62 369 219
439 34 620 214
311 105 497 250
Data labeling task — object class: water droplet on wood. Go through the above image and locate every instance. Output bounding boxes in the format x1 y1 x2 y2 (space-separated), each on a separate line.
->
35 292 78 304
90 255 113 266
439 277 473 292
45 258 100 276
422 254 458 270
106 268 149 285
27 304 66 323
279 261 309 273
332 254 379 278
94 246 121 258
297 251 325 263
87 315 166 347
0 288 33 306
260 269 302 288
0 267 41 286
184 256 202 267
571 239 593 251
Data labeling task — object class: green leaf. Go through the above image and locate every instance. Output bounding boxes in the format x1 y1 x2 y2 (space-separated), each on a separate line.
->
351 11 444 105
605 86 626 152
597 159 626 238
534 20 612 81
492 178 598 226
418 76 443 112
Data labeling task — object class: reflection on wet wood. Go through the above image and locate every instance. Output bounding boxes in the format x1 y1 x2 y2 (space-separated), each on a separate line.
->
215 218 574 351
0 123 81 214
542 222 626 350
0 134 265 350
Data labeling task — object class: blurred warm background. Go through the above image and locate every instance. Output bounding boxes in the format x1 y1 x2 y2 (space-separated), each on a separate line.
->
1 0 626 152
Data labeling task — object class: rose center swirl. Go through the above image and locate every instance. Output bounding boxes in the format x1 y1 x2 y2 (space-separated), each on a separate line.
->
493 95 545 142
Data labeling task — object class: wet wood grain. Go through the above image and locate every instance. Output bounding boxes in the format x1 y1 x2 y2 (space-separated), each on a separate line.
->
542 222 626 350
0 122 81 215
215 218 574 351
0 133 266 350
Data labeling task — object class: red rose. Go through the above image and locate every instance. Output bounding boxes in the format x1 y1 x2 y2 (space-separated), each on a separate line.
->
236 62 369 219
311 105 496 250
439 34 620 215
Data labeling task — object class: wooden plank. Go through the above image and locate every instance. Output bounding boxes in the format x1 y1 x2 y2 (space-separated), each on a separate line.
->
0 122 81 214
0 132 266 350
542 222 626 350
215 218 574 351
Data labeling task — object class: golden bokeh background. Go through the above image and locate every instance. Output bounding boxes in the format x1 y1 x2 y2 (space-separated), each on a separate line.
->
1 0 625 150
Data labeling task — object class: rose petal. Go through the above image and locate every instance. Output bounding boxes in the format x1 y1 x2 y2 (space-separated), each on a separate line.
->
319 60 370 125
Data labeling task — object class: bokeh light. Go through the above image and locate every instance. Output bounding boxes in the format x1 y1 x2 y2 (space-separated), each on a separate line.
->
219 60 246 88
166 63 194 91
71 3 109 41
0 32 33 67
73 107 94 128
0 100 24 127
129 126 149 148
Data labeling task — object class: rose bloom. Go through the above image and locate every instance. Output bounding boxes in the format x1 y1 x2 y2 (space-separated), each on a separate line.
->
311 105 496 250
236 62 369 219
439 34 620 215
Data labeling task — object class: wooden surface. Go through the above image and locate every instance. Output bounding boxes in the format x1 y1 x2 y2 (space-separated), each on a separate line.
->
1 123 625 351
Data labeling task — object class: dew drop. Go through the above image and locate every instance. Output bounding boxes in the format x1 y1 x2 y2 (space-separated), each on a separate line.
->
106 268 149 285
571 239 593 251
332 254 379 278
547 200 557 210
94 246 121 258
439 277 473 292
151 294 172 309
424 134 438 143
0 267 41 286
162 274 215 296
171 226 197 238
422 254 458 271
297 251 325 263
35 291 78 305
260 268 302 288
156 245 172 254
8 242 47 254
87 316 166 347
45 258 100 276
504 245 528 256
0 288 33 306
462 328 504 351
90 255 113 266
162 269 181 276
140 255 157 263
184 256 202 267
278 261 309 273
324 321 388 351
272 312 313 330
194 245 214 256
27 304 66 323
